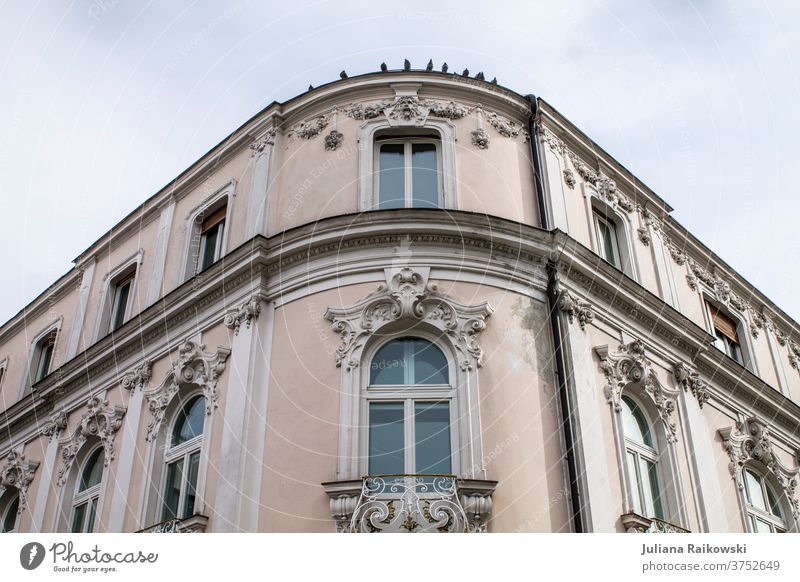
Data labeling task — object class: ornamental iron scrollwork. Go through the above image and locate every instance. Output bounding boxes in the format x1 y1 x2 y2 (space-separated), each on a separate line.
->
143 339 230 441
56 396 126 487
719 417 800 520
0 450 39 513
596 339 679 443
324 267 492 372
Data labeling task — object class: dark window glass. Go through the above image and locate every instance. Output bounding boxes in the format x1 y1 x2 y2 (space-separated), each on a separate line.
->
368 402 404 474
172 397 205 447
1 496 18 532
162 459 183 521
414 402 451 474
79 449 104 492
411 143 438 208
378 144 405 209
370 338 448 385
110 276 132 331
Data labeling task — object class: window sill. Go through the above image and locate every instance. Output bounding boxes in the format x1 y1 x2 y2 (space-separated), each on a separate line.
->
136 513 208 533
322 475 497 533
621 512 689 533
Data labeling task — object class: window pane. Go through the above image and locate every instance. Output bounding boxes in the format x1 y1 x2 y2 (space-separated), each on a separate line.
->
80 449 104 492
639 458 664 519
182 452 200 519
85 498 97 533
162 459 184 521
378 144 405 209
411 339 448 384
596 217 619 267
172 396 206 446
2 496 18 532
368 402 404 474
745 470 767 512
36 342 54 382
627 451 642 515
411 143 438 208
199 222 221 271
370 340 407 385
71 502 86 533
414 402 451 474
621 397 653 448
755 518 773 533
766 484 782 518
110 279 131 331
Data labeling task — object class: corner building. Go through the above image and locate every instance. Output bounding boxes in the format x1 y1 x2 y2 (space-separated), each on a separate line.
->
0 67 798 533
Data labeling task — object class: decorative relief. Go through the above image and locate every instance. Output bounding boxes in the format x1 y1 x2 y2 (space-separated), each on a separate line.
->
557 289 594 330
121 360 152 393
0 450 38 513
57 396 126 487
563 168 576 189
483 110 523 139
324 267 493 372
596 339 679 443
471 128 489 149
719 417 800 520
250 129 277 156
324 130 343 151
223 294 263 335
288 114 328 140
672 362 710 408
143 339 230 441
789 341 800 371
41 410 68 441
637 227 651 247
539 126 568 156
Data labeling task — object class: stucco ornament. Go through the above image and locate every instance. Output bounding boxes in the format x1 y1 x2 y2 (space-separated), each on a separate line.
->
121 360 152 393
223 293 263 335
324 130 344 151
288 114 329 140
41 410 68 441
789 341 800 371
672 362 709 408
563 168 576 189
143 339 230 441
250 128 277 156
596 339 679 443
56 396 126 487
0 450 39 513
557 289 594 330
471 128 489 149
324 267 493 372
719 417 800 520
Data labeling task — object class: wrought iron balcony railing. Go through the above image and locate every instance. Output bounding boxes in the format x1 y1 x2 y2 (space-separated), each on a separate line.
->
136 514 209 533
621 512 690 533
322 474 497 533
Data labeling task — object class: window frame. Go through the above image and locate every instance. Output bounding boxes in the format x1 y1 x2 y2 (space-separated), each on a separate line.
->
159 395 205 522
0 492 19 533
93 251 143 341
591 205 635 276
743 468 787 533
24 323 61 396
620 395 664 520
703 299 752 370
373 137 443 210
181 181 236 283
70 447 104 533
360 335 459 477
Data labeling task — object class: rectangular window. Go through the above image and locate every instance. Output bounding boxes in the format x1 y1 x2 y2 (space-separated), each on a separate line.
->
377 140 440 209
414 402 451 474
34 331 57 384
109 272 134 332
198 206 226 272
162 459 183 521
368 402 405 475
593 211 621 268
707 303 743 365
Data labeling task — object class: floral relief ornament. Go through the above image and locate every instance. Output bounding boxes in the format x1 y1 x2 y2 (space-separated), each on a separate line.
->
0 450 39 513
557 288 594 330
143 339 230 441
672 362 710 408
224 294 263 335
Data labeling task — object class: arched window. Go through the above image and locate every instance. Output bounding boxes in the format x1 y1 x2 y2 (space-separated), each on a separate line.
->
365 337 453 476
161 395 204 521
71 448 104 533
743 468 786 533
620 395 663 520
0 493 19 533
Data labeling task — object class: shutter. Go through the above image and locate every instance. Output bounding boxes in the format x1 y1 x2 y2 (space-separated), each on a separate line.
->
201 206 227 233
709 305 738 341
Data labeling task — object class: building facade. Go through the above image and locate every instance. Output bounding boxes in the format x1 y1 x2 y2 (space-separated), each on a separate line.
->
0 66 798 533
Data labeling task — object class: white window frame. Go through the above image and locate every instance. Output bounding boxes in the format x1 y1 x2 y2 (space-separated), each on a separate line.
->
584 187 638 280
21 321 61 398
357 119 457 211
93 250 143 341
160 397 204 521
180 181 236 284
373 138 443 210
702 298 755 372
70 447 104 533
361 337 457 476
621 395 663 520
743 468 787 533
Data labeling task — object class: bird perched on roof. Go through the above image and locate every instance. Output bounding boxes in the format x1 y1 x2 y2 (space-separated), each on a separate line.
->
403 59 411 71
340 70 348 79
462 68 469 76
491 77 497 85
475 72 485 81
441 62 448 73
308 84 313 91
426 59 433 71
380 62 388 72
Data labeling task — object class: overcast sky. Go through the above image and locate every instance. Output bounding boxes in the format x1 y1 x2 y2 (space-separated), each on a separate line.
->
1 0 799 324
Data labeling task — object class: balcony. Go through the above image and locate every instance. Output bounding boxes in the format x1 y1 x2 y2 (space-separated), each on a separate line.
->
136 514 209 533
322 475 496 533
621 512 689 533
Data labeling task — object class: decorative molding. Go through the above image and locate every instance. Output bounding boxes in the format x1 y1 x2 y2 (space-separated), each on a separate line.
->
595 339 680 443
324 130 343 151
56 396 126 487
483 109 524 139
223 294 263 335
471 128 489 149
288 114 328 140
637 227 651 247
143 339 230 442
41 410 68 441
539 126 568 156
563 168 576 189
557 289 594 330
0 450 38 513
622 512 689 533
789 341 800 371
250 129 277 156
719 417 800 520
120 360 152 393
324 267 493 372
672 362 710 408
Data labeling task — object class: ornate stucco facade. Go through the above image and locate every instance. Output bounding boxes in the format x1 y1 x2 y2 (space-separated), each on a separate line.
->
0 65 798 533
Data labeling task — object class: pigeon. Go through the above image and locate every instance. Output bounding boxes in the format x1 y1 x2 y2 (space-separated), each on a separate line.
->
403 59 411 71
308 84 314 91
475 72 485 81
441 62 448 73
462 68 469 76
426 59 433 71
339 70 348 79
380 62 388 72
491 77 497 85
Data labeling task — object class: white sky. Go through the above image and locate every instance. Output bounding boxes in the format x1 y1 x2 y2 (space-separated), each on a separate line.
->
1 0 799 323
